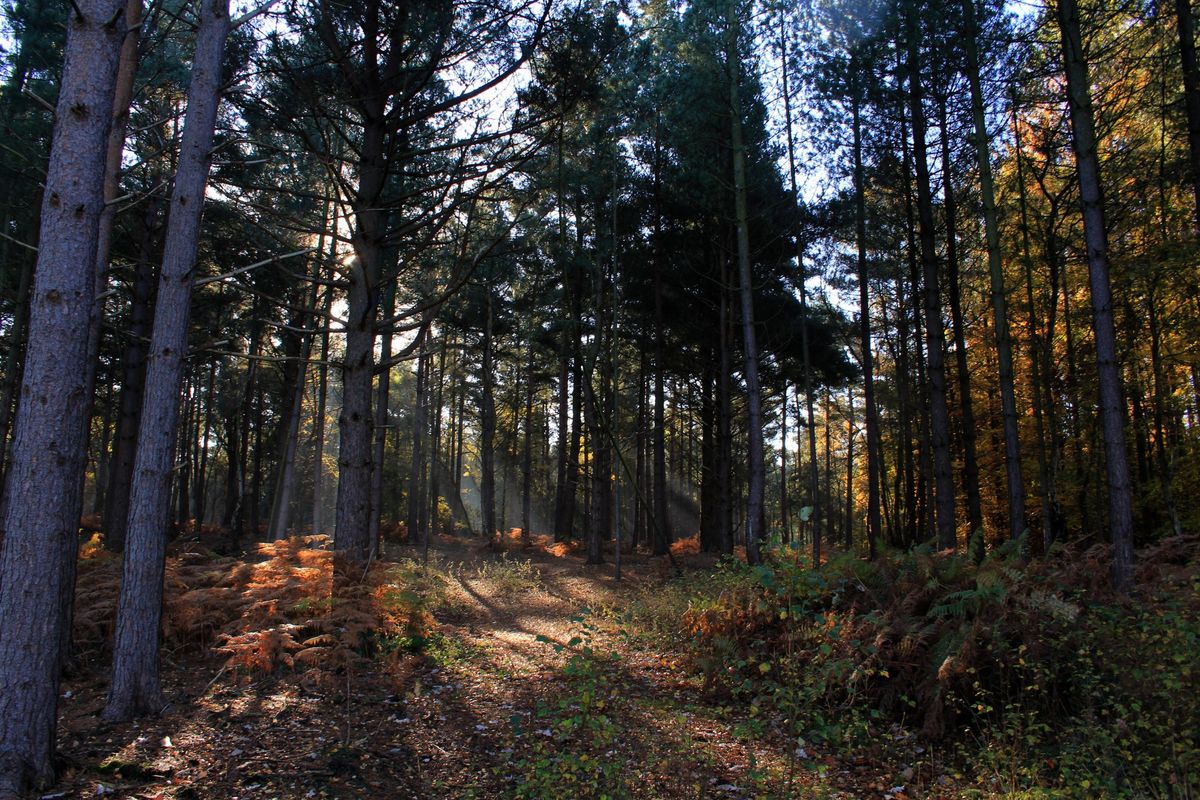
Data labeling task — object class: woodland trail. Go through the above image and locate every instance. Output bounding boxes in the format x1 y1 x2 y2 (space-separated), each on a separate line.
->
50 536 911 800
381 535 807 799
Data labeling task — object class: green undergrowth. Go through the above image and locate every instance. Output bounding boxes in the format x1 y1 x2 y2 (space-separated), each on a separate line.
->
630 532 1199 798
508 612 628 799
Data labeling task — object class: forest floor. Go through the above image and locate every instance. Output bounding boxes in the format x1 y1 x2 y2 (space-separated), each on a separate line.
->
50 534 958 800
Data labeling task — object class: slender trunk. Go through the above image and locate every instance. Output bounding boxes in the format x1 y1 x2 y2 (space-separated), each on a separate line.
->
92 0 142 311
823 390 833 547
249 369 265 537
103 194 160 550
480 293 497 543
901 114 934 540
905 15 957 550
95 373 116 517
699 359 716 551
1011 94 1056 550
175 377 193 529
844 387 855 551
635 351 648 550
312 282 333 534
1057 0 1135 589
0 239 34 490
105 0 230 722
407 333 428 542
1061 255 1092 536
717 276 734 555
1147 292 1181 534
80 0 142 535
268 271 321 541
651 121 672 555
551 125 574 542
1177 0 1200 232
417 353 433 541
779 384 789 543
937 98 983 539
894 272 917 547
369 281 397 548
851 66 882 557
429 341 447 537
962 0 1026 542
728 1 764 564
521 339 534 539
195 361 215 531
224 322 262 542
552 342 571 540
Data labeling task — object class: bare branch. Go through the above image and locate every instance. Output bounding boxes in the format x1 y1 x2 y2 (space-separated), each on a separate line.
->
194 246 316 287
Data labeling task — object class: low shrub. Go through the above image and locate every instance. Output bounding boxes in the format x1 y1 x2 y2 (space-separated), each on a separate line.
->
674 534 1200 797
73 537 434 689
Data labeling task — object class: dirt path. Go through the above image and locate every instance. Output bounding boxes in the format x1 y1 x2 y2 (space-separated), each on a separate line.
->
50 536 902 799
394 536 831 799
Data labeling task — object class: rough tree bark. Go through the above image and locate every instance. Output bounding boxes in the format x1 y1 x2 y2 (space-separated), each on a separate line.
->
0 1 127 790
1056 0 1135 589
105 0 230 722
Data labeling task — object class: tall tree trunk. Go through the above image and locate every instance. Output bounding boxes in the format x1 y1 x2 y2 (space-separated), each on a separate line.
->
521 339 534 540
80 0 142 534
0 0 128 788
905 14 957 550
823 389 833 547
268 269 322 541
1177 0 1200 232
727 0 764 565
95 373 116 517
894 275 918 547
779 385 790 543
937 98 983 540
1011 94 1056 550
407 334 428 543
552 341 572 540
635 351 649 550
781 20 821 558
368 281 397 548
699 359 716 551
717 275 734 555
901 114 934 540
844 387 855 551
194 360 216 531
175 377 194 529
335 99 388 562
312 280 333 534
103 193 161 550
429 341 447 537
224 320 262 543
480 292 497 544
961 0 1026 542
851 66 882 557
0 249 34 490
92 0 142 317
1060 254 1092 537
104 0 229 722
1057 0 1135 589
